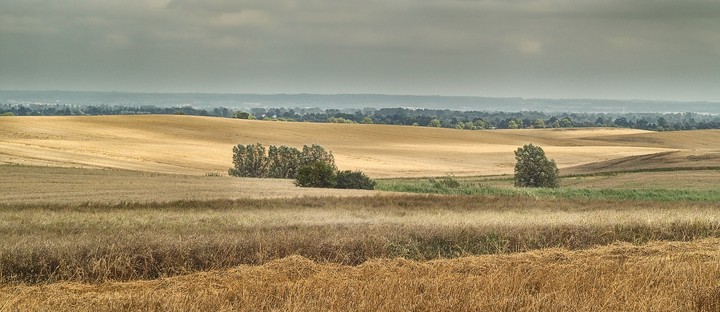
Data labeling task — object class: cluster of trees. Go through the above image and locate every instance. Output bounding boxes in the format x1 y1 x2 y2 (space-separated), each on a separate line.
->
228 144 335 178
3 102 719 131
228 143 375 190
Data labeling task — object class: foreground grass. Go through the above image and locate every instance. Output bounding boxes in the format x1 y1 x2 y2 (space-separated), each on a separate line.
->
3 239 720 311
3 195 720 284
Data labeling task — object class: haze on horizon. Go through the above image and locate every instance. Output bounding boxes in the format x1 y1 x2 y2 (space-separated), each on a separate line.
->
1 0 719 102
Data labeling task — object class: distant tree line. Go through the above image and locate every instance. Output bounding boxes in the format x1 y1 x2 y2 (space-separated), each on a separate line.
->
2 103 719 131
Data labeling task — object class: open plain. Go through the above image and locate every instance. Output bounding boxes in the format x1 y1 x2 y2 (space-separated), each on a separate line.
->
2 115 720 311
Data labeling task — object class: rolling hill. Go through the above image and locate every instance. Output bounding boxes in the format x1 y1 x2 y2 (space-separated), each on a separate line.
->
1 115 718 178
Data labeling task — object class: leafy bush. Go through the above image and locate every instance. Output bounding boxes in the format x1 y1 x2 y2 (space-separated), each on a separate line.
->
514 144 559 188
295 162 337 188
336 170 376 190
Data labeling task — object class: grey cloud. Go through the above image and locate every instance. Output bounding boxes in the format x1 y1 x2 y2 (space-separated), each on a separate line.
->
0 0 718 101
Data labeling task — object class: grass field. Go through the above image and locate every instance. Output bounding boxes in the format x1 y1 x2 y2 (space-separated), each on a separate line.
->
2 115 720 310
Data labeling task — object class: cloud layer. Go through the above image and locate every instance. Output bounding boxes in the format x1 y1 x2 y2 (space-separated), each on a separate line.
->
1 0 719 101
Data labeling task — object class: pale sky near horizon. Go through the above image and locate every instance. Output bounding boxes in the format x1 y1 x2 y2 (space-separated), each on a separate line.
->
1 0 719 101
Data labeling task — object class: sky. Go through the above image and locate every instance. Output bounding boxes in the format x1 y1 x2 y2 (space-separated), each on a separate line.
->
1 0 719 101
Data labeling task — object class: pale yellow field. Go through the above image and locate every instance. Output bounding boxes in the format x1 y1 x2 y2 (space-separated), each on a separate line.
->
2 115 716 178
0 166 383 205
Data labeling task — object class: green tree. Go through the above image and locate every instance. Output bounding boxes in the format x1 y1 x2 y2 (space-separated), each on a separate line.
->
295 161 337 188
228 143 268 177
514 144 559 188
267 145 302 178
233 111 255 119
336 170 376 190
300 144 336 170
532 119 546 129
559 117 573 128
430 119 442 127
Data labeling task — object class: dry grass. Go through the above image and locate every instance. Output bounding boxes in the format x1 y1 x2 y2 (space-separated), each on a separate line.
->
3 195 720 284
4 115 716 177
3 239 720 311
0 165 383 205
561 170 720 190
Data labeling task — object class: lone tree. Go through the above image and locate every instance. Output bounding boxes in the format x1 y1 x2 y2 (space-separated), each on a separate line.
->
514 144 559 188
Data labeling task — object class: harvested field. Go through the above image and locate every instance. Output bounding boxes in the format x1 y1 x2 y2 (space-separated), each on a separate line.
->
563 150 720 175
0 165 382 205
4 115 716 177
3 239 720 311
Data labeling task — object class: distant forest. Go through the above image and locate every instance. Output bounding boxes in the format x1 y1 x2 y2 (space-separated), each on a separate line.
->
2 103 719 131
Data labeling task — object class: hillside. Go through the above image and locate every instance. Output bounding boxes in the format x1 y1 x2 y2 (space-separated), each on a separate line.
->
1 115 717 177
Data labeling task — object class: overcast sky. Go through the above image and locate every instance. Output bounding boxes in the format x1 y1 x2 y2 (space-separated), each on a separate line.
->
1 0 719 101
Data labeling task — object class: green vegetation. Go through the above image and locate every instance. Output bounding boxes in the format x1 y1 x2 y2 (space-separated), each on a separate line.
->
5 101 720 131
514 144 559 188
376 175 720 202
335 170 376 190
295 161 337 188
232 111 255 119
229 143 375 190
229 143 336 179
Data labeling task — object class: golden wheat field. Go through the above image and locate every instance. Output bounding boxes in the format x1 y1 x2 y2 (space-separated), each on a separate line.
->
4 239 720 311
3 115 717 177
2 115 720 311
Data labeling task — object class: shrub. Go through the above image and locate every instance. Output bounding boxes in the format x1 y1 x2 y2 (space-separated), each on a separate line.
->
336 170 376 190
295 162 337 188
514 144 559 188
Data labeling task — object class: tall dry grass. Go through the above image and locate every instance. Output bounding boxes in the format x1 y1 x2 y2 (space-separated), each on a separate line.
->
3 239 720 311
3 195 720 284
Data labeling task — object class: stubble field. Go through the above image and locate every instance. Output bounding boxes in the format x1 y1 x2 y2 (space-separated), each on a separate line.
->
2 115 720 311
